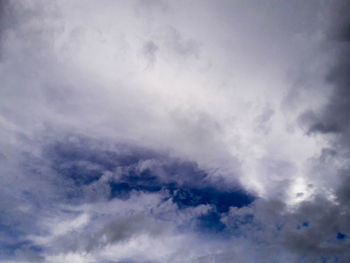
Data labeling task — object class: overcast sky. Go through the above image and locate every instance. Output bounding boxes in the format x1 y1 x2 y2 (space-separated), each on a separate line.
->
1 0 350 262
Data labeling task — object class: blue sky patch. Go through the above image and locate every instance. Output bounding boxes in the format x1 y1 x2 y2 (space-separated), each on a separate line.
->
336 232 346 240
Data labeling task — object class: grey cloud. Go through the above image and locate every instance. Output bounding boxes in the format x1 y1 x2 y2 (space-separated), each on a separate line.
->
298 110 340 135
0 0 7 40
254 106 274 134
299 1 350 139
87 214 166 250
141 40 159 68
14 247 45 263
135 0 169 14
45 211 168 254
328 1 350 42
2 1 350 262
163 26 200 58
281 196 350 261
220 195 350 262
288 4 350 260
0 132 247 260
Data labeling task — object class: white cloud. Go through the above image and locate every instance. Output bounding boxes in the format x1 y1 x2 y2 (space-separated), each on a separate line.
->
1 0 349 262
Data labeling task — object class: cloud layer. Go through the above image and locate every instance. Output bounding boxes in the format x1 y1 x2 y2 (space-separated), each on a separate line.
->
1 1 350 262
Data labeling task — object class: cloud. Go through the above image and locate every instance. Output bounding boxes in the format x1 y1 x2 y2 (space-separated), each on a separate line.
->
298 1 350 137
1 0 350 262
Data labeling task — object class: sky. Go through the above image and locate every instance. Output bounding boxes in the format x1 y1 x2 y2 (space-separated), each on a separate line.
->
0 0 350 262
